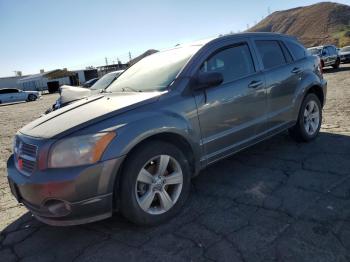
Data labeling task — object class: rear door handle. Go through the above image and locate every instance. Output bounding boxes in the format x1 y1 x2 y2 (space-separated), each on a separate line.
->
248 80 263 89
291 67 302 74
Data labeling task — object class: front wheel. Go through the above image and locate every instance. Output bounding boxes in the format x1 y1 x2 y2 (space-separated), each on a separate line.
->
289 93 322 142
119 141 191 226
332 58 340 69
27 94 37 102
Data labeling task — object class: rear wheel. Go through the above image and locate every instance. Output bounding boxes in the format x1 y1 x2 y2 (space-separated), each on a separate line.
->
119 141 191 226
332 58 340 69
289 93 322 142
27 94 37 102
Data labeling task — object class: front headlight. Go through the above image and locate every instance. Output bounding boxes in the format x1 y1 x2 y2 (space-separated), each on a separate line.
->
48 132 116 168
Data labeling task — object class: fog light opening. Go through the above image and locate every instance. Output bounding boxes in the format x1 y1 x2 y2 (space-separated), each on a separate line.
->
44 199 71 216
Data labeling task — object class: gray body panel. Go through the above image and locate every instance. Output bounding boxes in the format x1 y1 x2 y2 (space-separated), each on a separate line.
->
7 33 327 225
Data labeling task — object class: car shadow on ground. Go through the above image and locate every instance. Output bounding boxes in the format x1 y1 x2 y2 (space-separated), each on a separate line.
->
1 131 350 261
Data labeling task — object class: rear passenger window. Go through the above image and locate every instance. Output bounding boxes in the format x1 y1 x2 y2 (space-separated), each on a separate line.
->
200 43 255 83
286 41 306 60
255 40 286 69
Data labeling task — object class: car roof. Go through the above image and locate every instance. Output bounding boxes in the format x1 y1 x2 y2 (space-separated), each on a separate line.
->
163 32 297 53
0 88 18 90
189 32 296 47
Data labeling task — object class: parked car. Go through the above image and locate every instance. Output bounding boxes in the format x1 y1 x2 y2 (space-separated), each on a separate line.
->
82 78 99 88
339 46 350 63
7 33 327 226
45 70 123 113
0 88 41 104
308 45 340 68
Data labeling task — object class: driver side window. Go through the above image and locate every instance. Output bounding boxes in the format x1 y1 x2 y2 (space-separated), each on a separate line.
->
200 43 255 84
323 48 329 56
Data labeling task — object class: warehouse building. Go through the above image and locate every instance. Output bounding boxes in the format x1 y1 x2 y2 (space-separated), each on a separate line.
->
17 68 98 92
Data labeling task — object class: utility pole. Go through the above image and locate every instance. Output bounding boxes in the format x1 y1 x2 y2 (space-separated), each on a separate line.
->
105 57 108 65
128 51 132 62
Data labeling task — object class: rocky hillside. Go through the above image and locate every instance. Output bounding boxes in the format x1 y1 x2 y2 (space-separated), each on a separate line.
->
249 2 350 47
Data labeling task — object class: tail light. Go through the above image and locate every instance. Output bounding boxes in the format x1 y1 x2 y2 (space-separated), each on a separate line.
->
316 57 323 77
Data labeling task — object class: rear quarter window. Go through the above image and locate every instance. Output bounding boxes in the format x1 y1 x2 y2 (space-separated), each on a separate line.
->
285 40 306 60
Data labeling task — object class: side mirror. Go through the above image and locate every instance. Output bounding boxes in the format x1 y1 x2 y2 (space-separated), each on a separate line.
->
322 50 327 56
192 72 223 90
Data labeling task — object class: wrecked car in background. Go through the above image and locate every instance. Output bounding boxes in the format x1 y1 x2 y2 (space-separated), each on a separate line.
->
45 70 123 113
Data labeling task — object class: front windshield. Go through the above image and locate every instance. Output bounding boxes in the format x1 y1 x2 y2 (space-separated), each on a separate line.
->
107 45 201 92
341 46 350 52
308 48 321 55
91 72 120 90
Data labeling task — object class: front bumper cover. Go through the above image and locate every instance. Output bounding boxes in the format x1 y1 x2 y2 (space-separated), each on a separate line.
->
7 154 124 226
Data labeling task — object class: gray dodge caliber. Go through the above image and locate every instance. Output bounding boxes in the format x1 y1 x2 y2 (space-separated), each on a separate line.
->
7 33 327 226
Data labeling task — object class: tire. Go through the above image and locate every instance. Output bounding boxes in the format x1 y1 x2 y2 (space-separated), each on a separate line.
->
27 94 37 102
289 93 322 142
119 140 191 226
332 58 340 69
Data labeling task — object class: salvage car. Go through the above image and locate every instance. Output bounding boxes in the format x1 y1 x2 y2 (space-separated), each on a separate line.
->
7 33 327 226
308 45 340 68
46 70 123 113
0 88 41 104
82 78 99 88
339 46 350 63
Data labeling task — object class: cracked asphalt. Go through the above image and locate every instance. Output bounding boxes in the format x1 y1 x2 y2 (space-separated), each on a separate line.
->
1 65 350 262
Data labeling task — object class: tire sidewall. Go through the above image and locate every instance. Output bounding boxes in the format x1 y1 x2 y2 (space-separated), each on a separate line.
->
119 141 191 226
297 93 322 141
333 59 340 69
28 94 36 101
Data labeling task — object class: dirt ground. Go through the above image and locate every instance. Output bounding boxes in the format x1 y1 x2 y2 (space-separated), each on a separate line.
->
0 65 350 261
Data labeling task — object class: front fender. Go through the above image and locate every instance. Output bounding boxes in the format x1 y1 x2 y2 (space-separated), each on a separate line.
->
101 110 201 166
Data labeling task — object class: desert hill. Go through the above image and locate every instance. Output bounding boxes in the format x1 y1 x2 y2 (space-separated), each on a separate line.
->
249 2 350 47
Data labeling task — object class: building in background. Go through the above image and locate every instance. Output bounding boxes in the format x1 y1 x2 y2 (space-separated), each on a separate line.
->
73 69 99 84
18 69 77 92
0 76 25 89
16 68 98 93
97 63 128 77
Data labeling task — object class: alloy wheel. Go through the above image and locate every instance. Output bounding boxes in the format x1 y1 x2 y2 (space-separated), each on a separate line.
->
135 155 183 215
303 100 320 136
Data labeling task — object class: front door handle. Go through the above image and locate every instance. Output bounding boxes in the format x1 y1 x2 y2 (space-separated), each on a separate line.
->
248 80 263 89
291 67 302 74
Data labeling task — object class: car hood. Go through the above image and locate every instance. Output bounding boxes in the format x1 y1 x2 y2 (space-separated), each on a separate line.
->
59 85 95 104
20 91 164 139
340 51 350 55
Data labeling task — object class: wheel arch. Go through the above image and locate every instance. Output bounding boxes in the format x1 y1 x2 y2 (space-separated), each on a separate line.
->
306 85 325 107
111 131 199 211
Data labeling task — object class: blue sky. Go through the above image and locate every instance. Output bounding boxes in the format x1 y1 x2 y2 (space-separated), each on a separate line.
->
1 0 349 77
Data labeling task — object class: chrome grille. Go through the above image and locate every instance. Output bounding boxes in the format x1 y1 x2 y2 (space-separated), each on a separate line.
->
14 137 38 175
